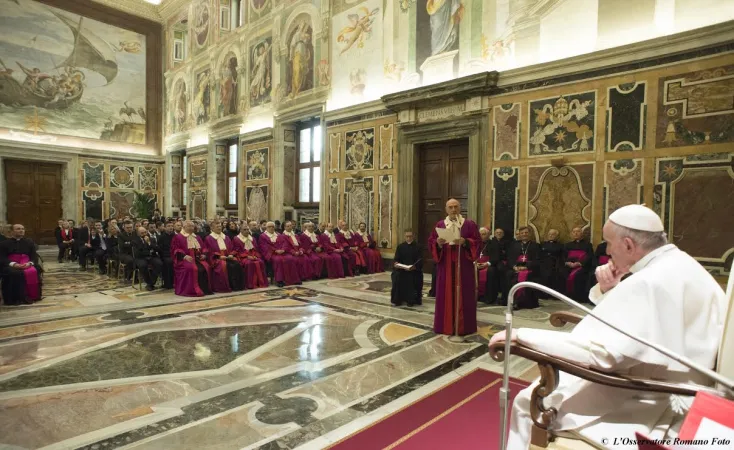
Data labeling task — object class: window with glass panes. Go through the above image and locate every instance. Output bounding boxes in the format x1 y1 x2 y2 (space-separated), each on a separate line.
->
297 122 321 204
227 142 238 207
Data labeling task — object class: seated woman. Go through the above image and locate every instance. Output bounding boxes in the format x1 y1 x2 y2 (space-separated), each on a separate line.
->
171 220 213 297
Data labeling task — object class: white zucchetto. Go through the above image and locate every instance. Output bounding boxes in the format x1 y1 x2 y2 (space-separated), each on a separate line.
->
609 204 664 232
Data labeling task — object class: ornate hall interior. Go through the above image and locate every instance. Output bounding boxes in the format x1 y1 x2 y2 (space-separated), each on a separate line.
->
0 0 733 449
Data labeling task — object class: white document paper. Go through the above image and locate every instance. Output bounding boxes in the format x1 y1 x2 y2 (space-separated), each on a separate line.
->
435 227 459 244
694 417 734 447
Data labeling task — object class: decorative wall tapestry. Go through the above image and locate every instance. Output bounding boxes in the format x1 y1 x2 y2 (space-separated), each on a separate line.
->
0 0 147 144
246 185 268 222
493 103 520 160
657 65 734 147
249 36 272 107
607 82 646 151
344 128 375 171
528 91 596 156
246 148 269 180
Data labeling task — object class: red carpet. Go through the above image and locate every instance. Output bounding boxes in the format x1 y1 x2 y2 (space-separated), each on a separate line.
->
328 368 530 450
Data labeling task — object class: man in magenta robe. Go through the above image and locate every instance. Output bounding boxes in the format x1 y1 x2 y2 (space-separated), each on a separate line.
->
314 223 346 279
335 221 359 276
322 223 353 277
171 220 212 297
281 220 320 280
258 221 301 287
232 224 268 289
205 220 244 292
428 199 480 336
0 224 42 305
354 222 384 274
338 220 366 274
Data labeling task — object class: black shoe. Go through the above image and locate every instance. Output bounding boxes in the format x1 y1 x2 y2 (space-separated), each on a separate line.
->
277 282 285 287
79 266 87 271
146 285 155 291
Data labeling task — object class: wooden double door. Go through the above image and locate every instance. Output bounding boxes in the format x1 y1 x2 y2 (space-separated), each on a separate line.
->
4 160 63 245
418 139 469 274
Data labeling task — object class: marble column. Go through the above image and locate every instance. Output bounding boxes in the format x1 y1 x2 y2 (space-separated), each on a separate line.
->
0 156 5 223
271 124 285 222
207 140 217 219
164 151 173 217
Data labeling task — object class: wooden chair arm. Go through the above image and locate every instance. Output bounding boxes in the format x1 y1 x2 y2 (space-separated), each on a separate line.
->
488 341 719 397
549 311 583 327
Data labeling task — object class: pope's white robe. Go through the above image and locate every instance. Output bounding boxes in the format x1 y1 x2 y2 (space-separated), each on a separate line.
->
508 244 726 450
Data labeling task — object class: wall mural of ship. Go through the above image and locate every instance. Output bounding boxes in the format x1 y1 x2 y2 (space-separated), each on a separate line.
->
0 0 146 144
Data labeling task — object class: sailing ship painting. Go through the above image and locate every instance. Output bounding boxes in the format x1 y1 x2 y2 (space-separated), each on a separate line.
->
0 0 147 144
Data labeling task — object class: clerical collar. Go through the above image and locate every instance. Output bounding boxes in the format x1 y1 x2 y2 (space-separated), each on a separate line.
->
629 244 676 274
444 215 465 228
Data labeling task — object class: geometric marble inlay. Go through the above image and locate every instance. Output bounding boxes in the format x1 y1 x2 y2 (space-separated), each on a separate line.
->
493 103 520 160
0 324 299 393
529 91 596 157
607 82 646 152
379 323 426 345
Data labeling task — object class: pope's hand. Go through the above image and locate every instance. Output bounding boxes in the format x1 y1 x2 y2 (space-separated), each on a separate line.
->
596 260 627 293
488 329 517 347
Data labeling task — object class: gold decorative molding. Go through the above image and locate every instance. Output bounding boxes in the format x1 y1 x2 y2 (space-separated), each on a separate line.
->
89 0 163 22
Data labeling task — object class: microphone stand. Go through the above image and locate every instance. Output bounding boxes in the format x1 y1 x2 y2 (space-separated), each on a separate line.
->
498 281 734 450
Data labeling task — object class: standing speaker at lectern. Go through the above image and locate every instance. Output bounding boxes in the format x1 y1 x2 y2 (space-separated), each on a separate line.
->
489 204 726 449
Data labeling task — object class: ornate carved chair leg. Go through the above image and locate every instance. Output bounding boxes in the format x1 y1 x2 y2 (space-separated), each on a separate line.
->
529 363 560 447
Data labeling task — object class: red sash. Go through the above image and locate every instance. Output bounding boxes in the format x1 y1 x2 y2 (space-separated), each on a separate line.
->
515 255 530 296
8 254 40 301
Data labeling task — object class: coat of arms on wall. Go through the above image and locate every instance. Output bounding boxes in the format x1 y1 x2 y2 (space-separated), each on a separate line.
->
246 148 269 180
344 128 374 171
528 91 596 156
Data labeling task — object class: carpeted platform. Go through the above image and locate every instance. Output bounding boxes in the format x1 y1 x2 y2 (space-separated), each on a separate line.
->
329 368 530 450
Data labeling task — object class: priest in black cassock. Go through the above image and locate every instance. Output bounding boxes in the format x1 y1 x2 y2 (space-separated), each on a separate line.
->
538 229 564 295
0 224 42 305
391 230 424 307
505 226 540 309
561 226 594 303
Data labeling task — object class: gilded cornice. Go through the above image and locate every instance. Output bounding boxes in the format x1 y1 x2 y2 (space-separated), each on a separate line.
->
89 0 163 22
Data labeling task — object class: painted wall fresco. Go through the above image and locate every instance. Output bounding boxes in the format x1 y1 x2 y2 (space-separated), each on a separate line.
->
249 36 272 108
79 159 163 221
242 140 273 222
284 14 315 100
0 0 147 144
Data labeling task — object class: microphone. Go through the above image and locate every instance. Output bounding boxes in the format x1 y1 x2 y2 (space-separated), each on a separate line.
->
498 281 734 450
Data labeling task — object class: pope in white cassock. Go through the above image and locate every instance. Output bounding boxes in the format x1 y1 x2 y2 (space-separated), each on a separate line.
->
489 204 726 449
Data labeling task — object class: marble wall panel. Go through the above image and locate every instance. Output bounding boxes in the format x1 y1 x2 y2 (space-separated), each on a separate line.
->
138 166 159 191
378 175 393 248
109 165 136 189
604 159 644 222
171 156 182 208
329 178 340 225
379 124 394 169
82 190 105 221
189 156 208 188
190 189 208 219
527 163 594 242
110 192 135 218
329 133 341 174
493 103 521 160
528 91 596 157
82 162 104 188
344 178 374 231
344 128 375 171
492 167 519 235
283 146 296 205
657 65 734 148
654 153 734 274
607 82 646 151
246 148 270 180
246 185 269 223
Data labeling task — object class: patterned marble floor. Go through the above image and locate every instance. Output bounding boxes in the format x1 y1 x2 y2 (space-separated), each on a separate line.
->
0 266 579 449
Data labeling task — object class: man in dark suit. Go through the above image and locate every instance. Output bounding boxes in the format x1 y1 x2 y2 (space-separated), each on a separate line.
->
77 219 95 271
117 221 136 281
391 229 424 307
157 221 175 289
132 227 163 291
91 222 110 275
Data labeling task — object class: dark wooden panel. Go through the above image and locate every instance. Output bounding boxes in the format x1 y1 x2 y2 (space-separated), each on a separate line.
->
5 160 63 245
